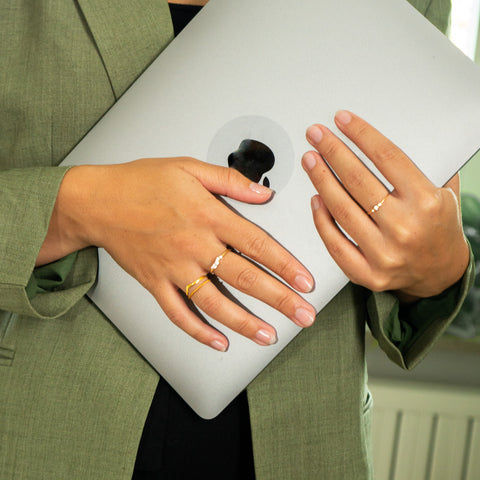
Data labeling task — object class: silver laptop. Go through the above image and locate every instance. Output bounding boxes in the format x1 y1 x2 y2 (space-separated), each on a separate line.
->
62 0 480 418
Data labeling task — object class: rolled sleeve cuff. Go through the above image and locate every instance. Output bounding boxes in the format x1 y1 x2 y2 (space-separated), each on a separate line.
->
0 167 97 319
367 242 475 370
0 247 97 319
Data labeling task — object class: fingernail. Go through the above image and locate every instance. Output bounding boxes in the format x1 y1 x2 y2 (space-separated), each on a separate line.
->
335 110 352 125
306 125 323 144
294 274 314 292
295 307 316 327
302 152 317 171
210 339 228 352
311 195 321 211
255 328 278 345
249 182 273 195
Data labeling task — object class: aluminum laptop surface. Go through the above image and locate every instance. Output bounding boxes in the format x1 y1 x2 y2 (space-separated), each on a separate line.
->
62 0 480 418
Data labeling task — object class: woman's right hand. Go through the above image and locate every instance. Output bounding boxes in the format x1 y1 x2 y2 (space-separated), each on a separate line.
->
39 157 316 351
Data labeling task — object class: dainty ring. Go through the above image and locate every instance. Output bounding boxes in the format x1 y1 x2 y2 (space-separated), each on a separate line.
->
368 193 390 215
210 248 231 274
185 275 211 299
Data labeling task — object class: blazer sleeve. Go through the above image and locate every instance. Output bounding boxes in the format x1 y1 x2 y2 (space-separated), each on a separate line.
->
366 243 475 369
0 167 97 319
0 1 173 322
407 0 451 34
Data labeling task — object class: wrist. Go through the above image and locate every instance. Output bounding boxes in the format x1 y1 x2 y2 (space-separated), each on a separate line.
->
36 165 99 266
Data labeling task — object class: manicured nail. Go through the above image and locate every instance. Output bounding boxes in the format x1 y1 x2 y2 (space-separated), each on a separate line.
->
311 195 322 211
302 152 317 171
294 274 314 293
335 110 352 125
295 307 316 327
306 125 324 144
211 339 228 352
255 328 278 345
249 182 273 195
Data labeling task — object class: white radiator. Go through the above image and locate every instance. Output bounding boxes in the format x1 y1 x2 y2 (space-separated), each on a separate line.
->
370 380 480 480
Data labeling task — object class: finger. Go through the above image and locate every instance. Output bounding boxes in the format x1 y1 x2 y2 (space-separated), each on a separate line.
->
304 123 389 215
212 250 316 328
330 111 433 195
158 246 281 347
301 150 383 256
154 282 230 352
310 195 379 289
182 158 315 294
219 211 315 294
182 157 274 204
187 278 280 346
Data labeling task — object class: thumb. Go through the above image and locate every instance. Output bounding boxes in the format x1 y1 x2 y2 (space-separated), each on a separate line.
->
187 160 274 204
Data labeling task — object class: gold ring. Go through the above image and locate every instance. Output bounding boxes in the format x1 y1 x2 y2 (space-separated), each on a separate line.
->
368 193 389 215
185 275 211 299
210 248 231 274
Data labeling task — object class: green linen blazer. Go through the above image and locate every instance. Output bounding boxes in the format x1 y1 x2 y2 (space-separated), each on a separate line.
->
0 0 471 478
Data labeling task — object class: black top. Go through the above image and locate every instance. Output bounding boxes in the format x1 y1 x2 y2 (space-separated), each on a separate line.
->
168 3 203 36
132 5 255 479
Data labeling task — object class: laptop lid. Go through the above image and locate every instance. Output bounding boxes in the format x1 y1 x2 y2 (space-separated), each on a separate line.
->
62 0 480 418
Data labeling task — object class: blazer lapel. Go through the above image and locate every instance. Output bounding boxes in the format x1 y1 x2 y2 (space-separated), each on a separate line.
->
75 0 174 98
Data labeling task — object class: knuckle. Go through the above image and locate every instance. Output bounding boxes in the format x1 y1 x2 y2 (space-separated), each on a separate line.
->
224 164 241 184
236 268 259 291
331 204 353 225
173 233 195 254
200 198 223 225
326 239 345 262
322 139 342 158
378 251 404 272
373 143 398 165
355 122 370 139
275 256 293 281
164 304 213 347
139 271 155 293
391 223 415 247
419 190 442 216
138 268 164 296
244 235 269 260
235 316 252 336
344 169 364 190
275 290 294 313
165 307 188 330
199 292 223 316
176 233 213 262
369 273 390 292
232 166 248 183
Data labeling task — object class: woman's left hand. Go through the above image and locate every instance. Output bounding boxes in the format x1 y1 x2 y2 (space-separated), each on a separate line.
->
302 110 470 303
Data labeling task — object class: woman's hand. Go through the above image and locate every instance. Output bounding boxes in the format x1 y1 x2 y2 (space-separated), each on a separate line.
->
302 110 469 303
39 157 316 351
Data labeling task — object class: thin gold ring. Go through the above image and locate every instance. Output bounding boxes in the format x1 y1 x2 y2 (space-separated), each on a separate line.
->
368 193 389 215
210 248 231 274
185 275 211 299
